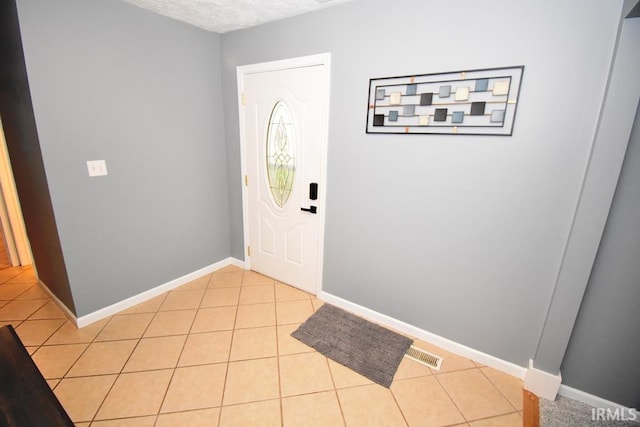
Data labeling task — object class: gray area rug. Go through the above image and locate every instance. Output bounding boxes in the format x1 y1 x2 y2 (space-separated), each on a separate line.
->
291 304 413 388
541 396 639 426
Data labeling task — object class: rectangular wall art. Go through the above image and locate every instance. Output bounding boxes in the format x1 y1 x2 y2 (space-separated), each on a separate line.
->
366 66 524 136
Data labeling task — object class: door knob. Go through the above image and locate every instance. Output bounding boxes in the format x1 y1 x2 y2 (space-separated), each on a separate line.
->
301 206 317 214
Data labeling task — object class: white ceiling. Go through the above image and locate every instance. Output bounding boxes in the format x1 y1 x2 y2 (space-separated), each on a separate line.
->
121 0 355 33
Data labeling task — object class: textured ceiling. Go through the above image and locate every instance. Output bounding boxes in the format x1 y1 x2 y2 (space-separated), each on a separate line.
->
121 0 355 33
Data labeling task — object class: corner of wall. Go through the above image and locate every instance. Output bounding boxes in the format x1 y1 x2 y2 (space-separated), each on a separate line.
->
524 359 562 401
64 257 245 328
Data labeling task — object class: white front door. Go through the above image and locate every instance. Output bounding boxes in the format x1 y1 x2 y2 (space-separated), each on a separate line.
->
238 54 330 295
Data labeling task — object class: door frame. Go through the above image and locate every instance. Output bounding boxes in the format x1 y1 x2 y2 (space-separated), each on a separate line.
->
0 118 32 266
237 53 331 294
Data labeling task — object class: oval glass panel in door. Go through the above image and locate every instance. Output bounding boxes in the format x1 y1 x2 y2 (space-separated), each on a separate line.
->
266 101 296 207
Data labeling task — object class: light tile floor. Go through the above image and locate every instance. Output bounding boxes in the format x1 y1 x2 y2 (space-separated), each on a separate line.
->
0 265 524 426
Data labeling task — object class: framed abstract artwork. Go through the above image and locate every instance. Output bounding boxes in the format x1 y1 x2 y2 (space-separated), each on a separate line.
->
366 66 524 136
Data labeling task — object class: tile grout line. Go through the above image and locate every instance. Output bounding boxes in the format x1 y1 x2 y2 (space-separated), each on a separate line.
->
272 278 285 427
388 390 411 427
66 315 121 424
89 321 151 423
323 350 348 427
433 368 471 424
149 291 204 423
88 291 171 423
216 268 245 426
477 365 522 413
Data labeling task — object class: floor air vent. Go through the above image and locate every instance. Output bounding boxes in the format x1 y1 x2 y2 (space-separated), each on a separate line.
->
404 346 443 370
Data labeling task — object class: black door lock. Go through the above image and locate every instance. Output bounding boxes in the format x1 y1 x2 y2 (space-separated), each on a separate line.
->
309 183 318 200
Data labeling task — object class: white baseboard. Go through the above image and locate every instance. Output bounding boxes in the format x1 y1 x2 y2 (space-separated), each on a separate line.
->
38 279 77 322
523 359 562 400
75 257 243 327
228 257 247 269
318 291 528 380
558 384 639 422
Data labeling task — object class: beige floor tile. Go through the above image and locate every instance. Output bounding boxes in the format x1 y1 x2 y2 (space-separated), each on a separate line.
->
234 303 276 329
120 294 166 315
280 352 334 397
437 369 514 421
53 375 117 422
0 268 22 283
14 318 65 346
95 313 154 341
143 310 196 337
15 284 50 300
242 271 274 286
217 264 243 273
282 391 344 427
311 297 324 312
67 340 137 377
394 356 434 380
277 323 314 355
209 271 243 288
275 282 311 302
480 367 524 410
124 335 187 372
201 288 241 308
96 370 173 419
337 384 407 427
178 330 232 366
239 284 275 304
469 412 522 426
391 376 465 426
47 378 60 389
230 326 277 361
91 416 157 426
46 318 110 345
223 357 280 405
328 359 373 389
174 274 211 291
219 399 281 427
28 300 67 319
31 343 88 379
191 306 237 332
161 363 227 412
0 299 48 320
160 289 205 311
276 300 314 325
156 407 220 427
5 269 37 283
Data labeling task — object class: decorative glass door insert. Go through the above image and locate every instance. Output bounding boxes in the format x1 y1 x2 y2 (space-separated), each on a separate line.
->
266 101 296 207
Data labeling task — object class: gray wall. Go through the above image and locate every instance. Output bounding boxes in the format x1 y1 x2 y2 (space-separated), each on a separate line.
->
221 0 622 366
532 9 640 376
0 0 75 313
16 0 230 316
561 100 640 409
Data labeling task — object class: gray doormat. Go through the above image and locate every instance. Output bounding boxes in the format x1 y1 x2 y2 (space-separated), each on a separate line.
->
291 304 413 388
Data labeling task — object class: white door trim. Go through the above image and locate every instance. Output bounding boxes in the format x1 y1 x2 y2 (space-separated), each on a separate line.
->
237 53 331 294
0 118 32 266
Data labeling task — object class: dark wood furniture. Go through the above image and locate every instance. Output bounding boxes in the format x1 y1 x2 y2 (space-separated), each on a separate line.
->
0 325 74 426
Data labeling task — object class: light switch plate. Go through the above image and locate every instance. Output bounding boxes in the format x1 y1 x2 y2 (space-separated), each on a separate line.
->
87 160 108 177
